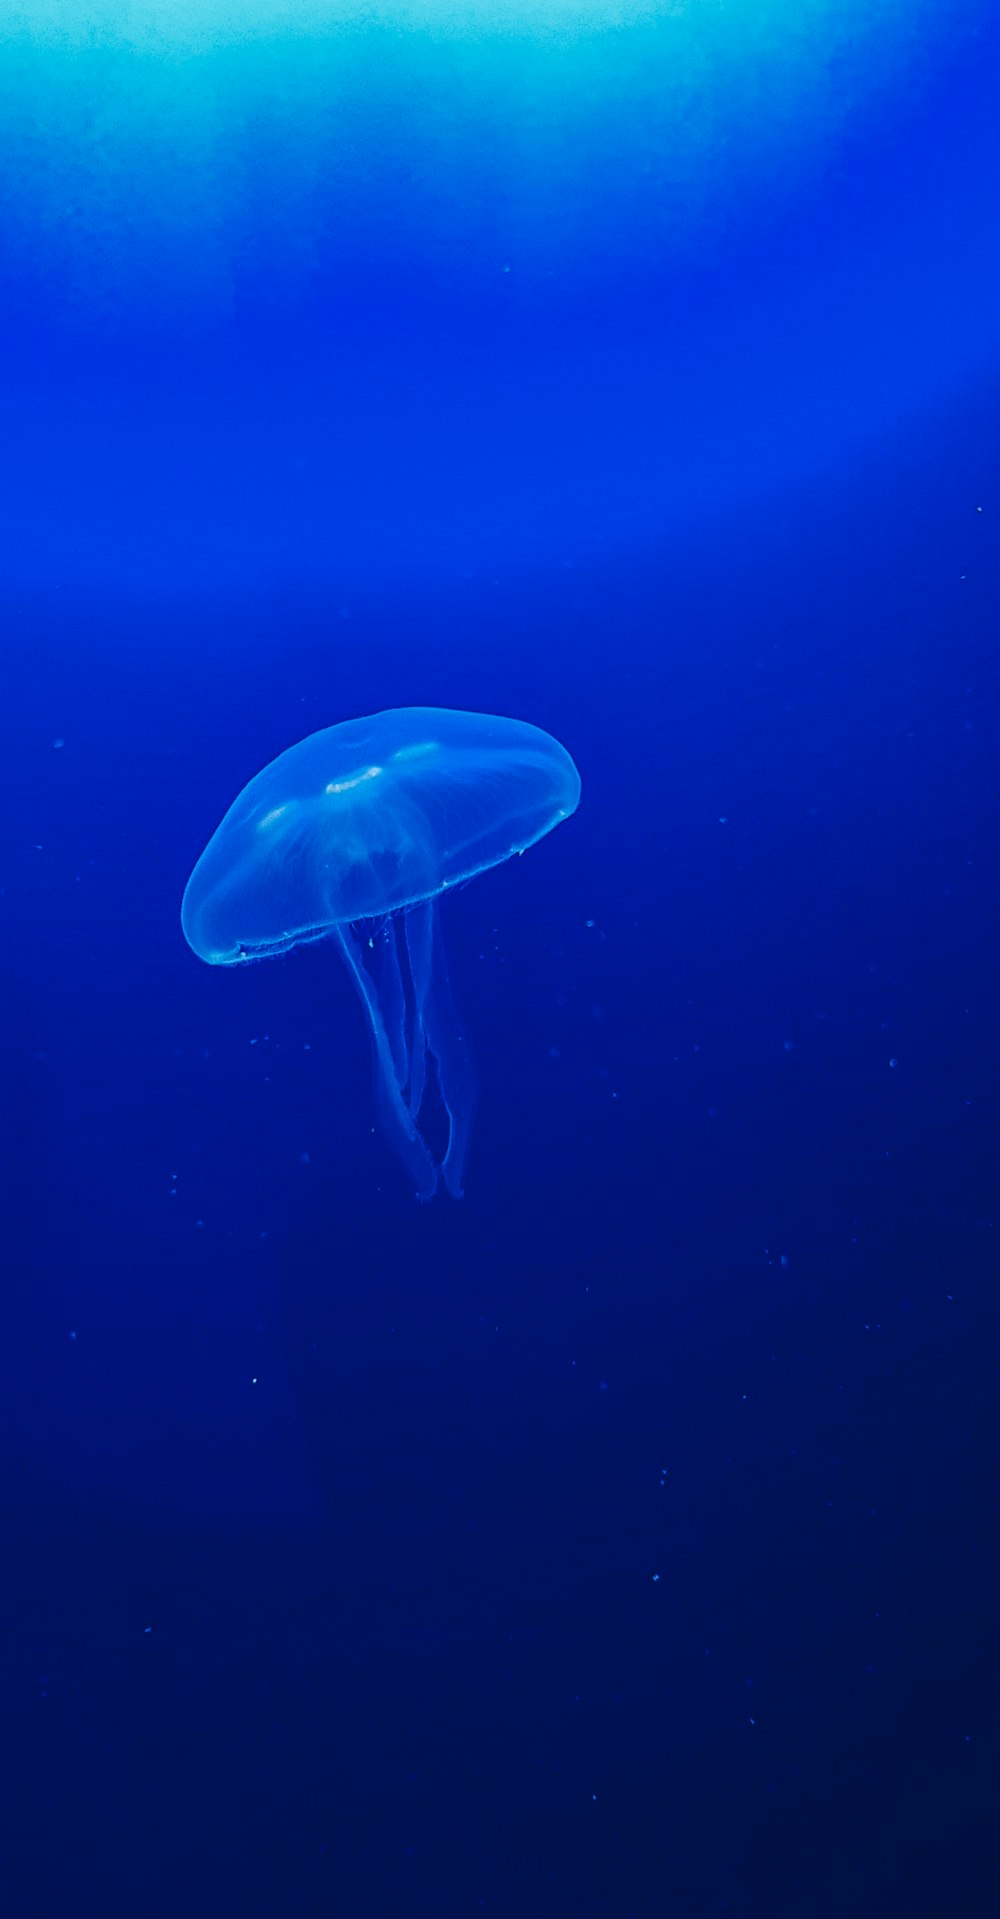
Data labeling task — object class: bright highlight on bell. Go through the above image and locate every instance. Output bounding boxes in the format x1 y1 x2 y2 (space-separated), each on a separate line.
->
182 707 581 1199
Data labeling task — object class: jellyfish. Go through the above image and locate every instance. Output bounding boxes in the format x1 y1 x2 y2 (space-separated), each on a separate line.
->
181 707 581 1199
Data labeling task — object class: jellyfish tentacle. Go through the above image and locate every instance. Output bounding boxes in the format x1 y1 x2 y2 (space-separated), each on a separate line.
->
335 924 438 1202
405 899 476 1200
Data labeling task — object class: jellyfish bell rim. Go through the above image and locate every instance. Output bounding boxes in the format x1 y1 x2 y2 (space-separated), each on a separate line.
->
181 796 579 967
181 706 575 967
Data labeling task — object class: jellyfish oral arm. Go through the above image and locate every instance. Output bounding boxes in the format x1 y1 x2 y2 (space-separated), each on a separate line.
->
334 922 439 1202
405 901 476 1201
333 901 476 1201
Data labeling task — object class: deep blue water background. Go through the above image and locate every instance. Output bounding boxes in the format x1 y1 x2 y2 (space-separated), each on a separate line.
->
2 6 998 1915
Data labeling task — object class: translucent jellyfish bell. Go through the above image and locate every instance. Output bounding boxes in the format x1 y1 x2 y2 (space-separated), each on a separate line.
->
181 707 581 1198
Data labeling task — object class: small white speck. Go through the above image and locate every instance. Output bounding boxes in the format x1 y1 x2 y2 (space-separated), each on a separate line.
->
53 738 65 749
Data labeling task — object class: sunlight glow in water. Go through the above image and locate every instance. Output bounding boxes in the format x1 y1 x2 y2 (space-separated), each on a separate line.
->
3 0 946 322
10 2 677 47
2 0 989 590
5 0 926 51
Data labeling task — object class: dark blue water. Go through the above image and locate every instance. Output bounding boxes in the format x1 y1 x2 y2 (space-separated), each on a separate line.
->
2 7 998 1915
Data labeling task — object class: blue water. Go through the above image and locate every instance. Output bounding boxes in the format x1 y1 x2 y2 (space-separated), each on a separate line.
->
2 6 997 1915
